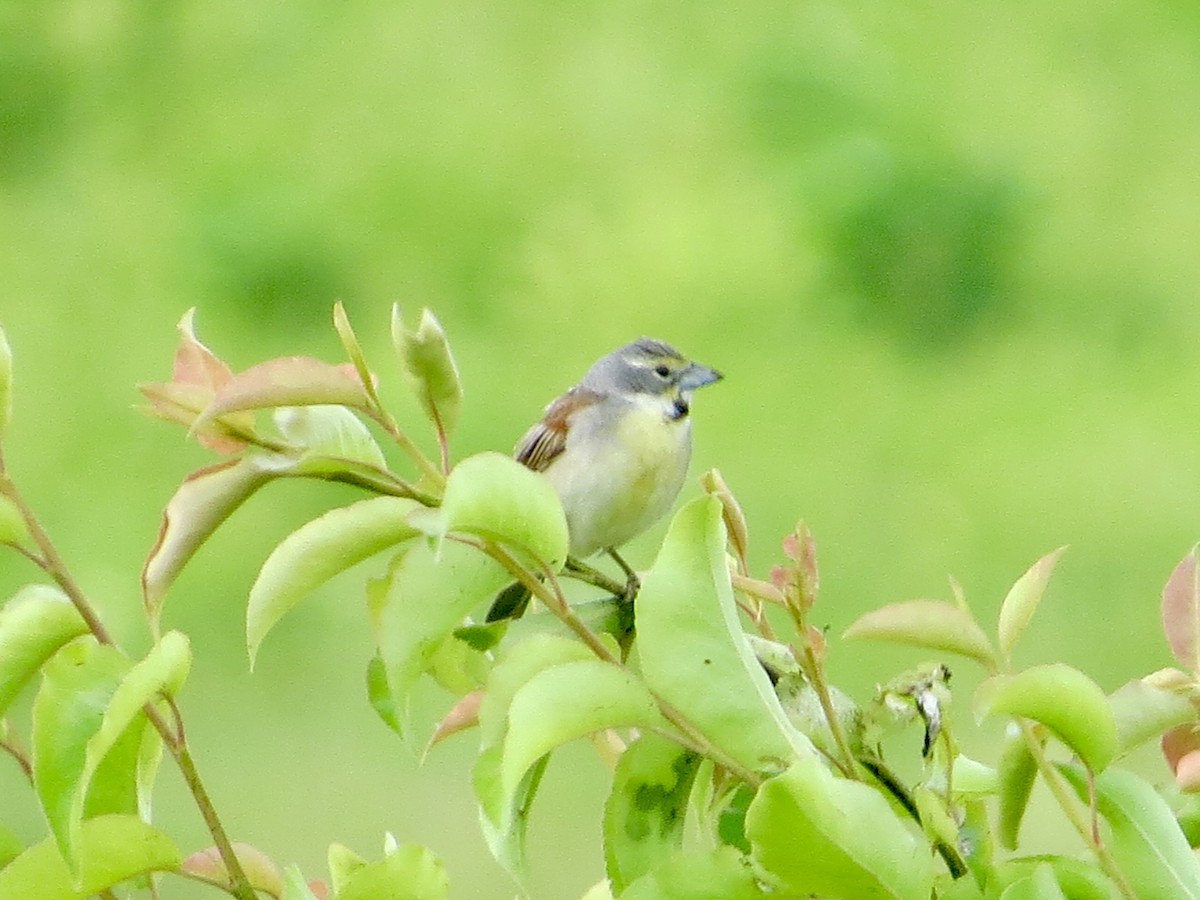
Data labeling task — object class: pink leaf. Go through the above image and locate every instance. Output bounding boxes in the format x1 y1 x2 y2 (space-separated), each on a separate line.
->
1163 725 1200 792
1162 547 1200 671
181 842 283 895
198 357 374 427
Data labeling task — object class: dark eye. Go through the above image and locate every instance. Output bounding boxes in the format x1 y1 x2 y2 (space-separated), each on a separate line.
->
653 365 671 378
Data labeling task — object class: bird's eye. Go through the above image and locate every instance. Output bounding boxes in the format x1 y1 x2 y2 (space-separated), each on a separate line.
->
653 365 671 378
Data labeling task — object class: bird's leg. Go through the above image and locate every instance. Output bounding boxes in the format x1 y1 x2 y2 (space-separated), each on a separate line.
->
606 548 640 602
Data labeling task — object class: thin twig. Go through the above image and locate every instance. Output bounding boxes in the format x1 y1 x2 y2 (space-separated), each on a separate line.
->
0 460 258 900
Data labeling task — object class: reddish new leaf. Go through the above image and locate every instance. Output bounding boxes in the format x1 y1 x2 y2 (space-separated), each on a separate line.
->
140 310 252 453
198 356 373 429
1164 726 1200 793
1163 548 1200 672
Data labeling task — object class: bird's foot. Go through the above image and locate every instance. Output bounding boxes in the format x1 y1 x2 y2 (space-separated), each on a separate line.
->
607 548 641 603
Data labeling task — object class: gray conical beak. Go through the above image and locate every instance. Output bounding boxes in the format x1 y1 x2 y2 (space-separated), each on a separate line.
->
679 361 722 391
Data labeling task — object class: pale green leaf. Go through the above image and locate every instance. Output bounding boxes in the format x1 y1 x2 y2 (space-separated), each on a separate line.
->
336 843 449 900
637 497 812 773
421 451 569 570
997 547 1067 663
275 404 387 469
142 457 277 625
247 495 420 665
997 863 1068 900
373 539 510 738
604 733 701 892
997 725 1040 851
474 746 548 885
327 842 367 895
0 814 179 900
281 865 322 900
499 660 666 833
478 633 595 749
1109 678 1194 756
621 847 764 899
843 599 997 669
0 821 23 869
393 306 463 437
746 756 935 899
976 664 1118 772
75 632 190 831
0 494 30 547
990 856 1116 900
32 640 130 872
333 301 383 410
1060 764 1200 899
0 584 88 717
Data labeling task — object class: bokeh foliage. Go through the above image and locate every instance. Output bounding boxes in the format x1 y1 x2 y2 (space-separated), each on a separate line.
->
3 1 1200 896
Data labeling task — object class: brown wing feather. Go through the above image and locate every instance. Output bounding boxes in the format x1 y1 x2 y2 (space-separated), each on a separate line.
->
515 387 603 473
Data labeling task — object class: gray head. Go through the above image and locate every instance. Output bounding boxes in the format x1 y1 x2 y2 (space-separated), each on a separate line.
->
581 338 722 402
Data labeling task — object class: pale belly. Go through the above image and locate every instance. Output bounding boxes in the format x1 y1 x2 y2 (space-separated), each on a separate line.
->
545 405 692 558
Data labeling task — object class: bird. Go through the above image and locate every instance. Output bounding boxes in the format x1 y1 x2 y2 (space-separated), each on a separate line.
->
486 337 722 620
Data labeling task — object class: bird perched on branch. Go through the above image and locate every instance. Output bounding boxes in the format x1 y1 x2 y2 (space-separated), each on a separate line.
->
487 338 722 620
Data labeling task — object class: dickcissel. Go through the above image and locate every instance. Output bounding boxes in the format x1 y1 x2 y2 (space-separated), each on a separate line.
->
488 338 721 620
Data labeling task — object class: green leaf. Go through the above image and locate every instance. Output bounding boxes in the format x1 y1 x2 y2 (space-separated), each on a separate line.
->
336 843 449 900
142 457 277 626
1109 678 1194 756
366 653 403 735
0 821 23 869
333 301 383 410
274 404 387 469
0 584 88 718
478 633 595 749
500 661 666 830
32 640 130 872
0 494 30 547
637 497 812 773
1163 547 1200 671
0 324 12 437
281 865 322 900
373 538 510 738
976 664 1118 772
76 632 190 828
997 863 1068 900
247 495 420 665
393 306 463 438
843 599 998 669
1060 764 1200 899
327 841 367 894
990 856 1116 900
746 756 935 899
997 547 1067 663
621 847 765 899
604 733 702 892
0 814 179 899
474 745 549 884
418 451 569 570
997 726 1040 851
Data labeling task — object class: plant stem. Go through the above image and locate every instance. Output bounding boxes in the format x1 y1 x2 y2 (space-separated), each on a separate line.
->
1017 720 1136 900
478 539 763 788
0 456 257 900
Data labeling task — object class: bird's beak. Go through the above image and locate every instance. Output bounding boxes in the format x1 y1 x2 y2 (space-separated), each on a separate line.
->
679 361 723 391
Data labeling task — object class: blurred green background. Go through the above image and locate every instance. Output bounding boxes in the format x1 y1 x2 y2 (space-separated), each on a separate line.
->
4 0 1200 896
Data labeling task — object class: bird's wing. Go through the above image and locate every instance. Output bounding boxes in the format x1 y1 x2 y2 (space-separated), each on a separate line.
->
514 387 604 473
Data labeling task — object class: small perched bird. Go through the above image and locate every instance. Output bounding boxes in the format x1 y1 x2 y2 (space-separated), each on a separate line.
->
488 338 721 620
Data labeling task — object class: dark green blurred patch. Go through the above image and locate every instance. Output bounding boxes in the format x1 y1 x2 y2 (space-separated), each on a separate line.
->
831 167 1027 350
0 46 68 182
